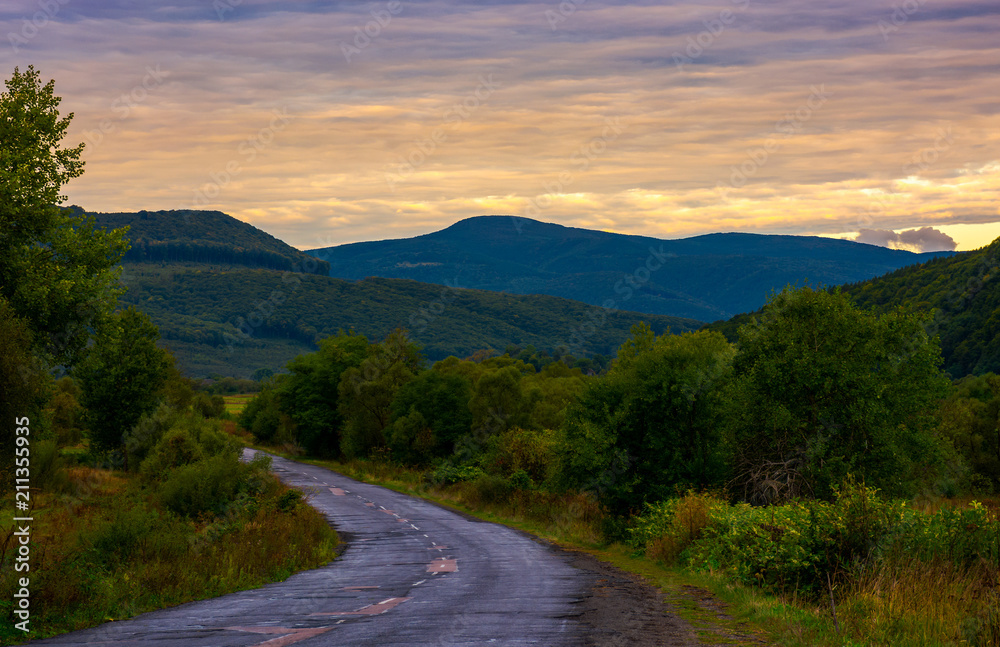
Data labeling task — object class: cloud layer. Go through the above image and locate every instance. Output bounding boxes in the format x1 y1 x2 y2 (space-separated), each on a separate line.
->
853 227 957 252
4 0 998 249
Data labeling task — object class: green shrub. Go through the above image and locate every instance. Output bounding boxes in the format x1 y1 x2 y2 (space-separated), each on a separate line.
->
428 463 485 485
33 439 72 493
193 392 226 418
81 499 160 565
157 453 246 518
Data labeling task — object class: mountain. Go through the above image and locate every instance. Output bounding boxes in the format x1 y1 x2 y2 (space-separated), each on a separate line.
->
79 207 329 275
306 216 955 321
86 209 701 378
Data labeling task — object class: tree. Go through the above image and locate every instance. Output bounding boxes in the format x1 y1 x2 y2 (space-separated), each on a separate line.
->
727 287 951 502
390 370 473 456
280 332 368 456
558 327 734 513
76 308 172 454
338 329 422 458
1 66 128 365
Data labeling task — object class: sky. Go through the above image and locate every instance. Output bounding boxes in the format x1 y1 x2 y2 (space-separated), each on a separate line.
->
4 0 998 252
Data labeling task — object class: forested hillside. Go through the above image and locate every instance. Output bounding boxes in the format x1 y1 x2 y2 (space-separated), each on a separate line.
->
78 207 330 275
842 239 1000 376
120 264 701 378
307 215 954 321
704 238 1000 377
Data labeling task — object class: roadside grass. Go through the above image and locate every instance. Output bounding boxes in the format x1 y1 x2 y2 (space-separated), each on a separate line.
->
261 448 999 647
0 456 338 643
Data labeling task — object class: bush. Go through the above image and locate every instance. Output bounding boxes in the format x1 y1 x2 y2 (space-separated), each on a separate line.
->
193 392 226 418
157 453 246 518
478 426 557 485
81 499 160 565
428 463 486 485
32 439 72 493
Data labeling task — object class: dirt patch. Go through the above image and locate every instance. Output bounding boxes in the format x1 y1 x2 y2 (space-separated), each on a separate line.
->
567 551 773 646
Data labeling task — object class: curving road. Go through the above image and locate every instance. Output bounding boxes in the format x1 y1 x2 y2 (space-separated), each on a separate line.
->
30 449 597 646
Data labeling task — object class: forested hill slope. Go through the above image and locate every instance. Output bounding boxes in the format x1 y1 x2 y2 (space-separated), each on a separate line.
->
307 215 954 321
119 264 702 378
77 207 329 275
703 239 1000 377
840 239 1000 377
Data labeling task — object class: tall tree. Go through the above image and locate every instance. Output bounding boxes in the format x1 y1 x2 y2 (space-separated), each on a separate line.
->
558 327 734 513
281 332 369 457
75 308 171 454
338 329 423 458
0 66 128 365
727 287 950 502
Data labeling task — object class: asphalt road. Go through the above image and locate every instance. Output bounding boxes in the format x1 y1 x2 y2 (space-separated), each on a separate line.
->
29 449 597 646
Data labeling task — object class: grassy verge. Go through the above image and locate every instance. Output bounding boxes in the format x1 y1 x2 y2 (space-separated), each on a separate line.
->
0 444 338 643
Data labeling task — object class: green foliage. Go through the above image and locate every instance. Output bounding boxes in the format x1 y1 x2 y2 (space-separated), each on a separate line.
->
843 240 1000 376
937 373 1000 492
630 485 1000 603
81 498 161 566
390 370 473 455
386 407 436 465
280 332 368 456
139 415 235 481
429 463 486 485
48 376 83 445
559 327 734 513
75 307 172 454
727 287 951 502
1 68 128 366
478 426 559 486
192 392 226 418
114 262 699 378
469 365 538 434
237 381 294 445
90 208 330 275
0 296 49 482
338 329 422 458
156 453 246 518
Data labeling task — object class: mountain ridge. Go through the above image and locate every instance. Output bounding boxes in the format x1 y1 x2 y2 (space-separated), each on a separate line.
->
308 215 956 321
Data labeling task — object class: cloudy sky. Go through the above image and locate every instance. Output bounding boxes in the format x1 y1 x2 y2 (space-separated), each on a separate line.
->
4 0 998 251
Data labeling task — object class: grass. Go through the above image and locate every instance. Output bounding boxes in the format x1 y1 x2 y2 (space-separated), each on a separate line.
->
0 457 338 643
222 393 255 415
